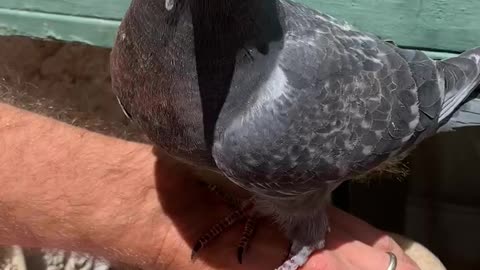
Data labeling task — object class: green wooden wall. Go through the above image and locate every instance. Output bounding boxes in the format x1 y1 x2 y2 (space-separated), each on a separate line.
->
0 0 478 57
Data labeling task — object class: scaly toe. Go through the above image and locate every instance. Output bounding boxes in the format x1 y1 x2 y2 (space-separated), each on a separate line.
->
276 240 325 270
191 200 254 260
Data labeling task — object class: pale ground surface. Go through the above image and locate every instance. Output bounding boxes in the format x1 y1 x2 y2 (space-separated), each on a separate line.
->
0 36 144 142
0 36 471 270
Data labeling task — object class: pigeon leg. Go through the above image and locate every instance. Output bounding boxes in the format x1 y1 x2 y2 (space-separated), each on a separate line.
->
191 200 255 260
276 240 326 270
194 182 259 262
278 210 330 270
201 182 243 209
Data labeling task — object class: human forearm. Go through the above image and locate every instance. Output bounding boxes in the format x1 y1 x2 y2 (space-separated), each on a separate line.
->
0 103 168 267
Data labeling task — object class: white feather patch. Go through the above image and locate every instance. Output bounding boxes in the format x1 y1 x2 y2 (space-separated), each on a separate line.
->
165 0 174 11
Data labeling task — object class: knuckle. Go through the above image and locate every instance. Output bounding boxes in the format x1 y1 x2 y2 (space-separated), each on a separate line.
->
375 235 396 251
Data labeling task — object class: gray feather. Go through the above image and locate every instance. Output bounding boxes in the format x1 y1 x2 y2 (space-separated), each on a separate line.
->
214 0 422 197
438 48 480 123
440 95 480 131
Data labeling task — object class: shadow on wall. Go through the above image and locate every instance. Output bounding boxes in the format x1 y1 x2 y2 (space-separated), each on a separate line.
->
406 128 480 270
339 114 480 270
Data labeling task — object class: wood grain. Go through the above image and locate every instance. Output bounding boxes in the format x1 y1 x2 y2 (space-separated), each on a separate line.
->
0 0 130 20
304 0 480 52
0 0 479 53
0 8 119 48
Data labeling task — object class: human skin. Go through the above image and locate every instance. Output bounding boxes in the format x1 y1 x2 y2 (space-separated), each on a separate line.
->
0 102 419 270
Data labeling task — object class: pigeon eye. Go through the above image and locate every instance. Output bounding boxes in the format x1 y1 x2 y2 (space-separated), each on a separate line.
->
243 48 255 61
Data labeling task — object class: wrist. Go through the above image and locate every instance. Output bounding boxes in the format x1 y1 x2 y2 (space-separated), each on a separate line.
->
89 144 170 267
0 103 175 267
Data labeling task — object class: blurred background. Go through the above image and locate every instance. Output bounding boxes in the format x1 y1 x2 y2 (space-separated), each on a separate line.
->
334 128 480 269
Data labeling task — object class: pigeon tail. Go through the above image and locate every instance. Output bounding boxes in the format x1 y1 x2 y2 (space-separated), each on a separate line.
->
437 47 480 131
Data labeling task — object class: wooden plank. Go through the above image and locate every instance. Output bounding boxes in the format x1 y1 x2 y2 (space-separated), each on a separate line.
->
0 8 119 48
304 0 480 52
0 0 479 53
423 51 458 60
0 0 130 20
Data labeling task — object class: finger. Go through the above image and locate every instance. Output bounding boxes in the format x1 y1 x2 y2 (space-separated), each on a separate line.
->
305 249 355 270
328 206 418 266
325 226 419 270
327 206 409 259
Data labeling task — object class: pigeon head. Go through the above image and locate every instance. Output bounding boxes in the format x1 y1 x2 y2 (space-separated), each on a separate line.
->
111 0 284 168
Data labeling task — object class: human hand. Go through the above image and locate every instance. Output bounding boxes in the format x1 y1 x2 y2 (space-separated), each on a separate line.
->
150 154 420 270
0 103 420 270
308 206 420 270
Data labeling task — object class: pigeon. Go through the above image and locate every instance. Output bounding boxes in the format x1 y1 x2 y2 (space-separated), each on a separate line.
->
110 0 480 269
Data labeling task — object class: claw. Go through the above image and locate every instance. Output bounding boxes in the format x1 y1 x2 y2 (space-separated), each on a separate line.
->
191 203 252 259
237 246 245 264
192 183 258 263
191 242 202 262
236 216 258 264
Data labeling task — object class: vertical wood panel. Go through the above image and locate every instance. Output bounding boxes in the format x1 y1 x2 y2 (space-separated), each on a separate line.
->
0 0 479 51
